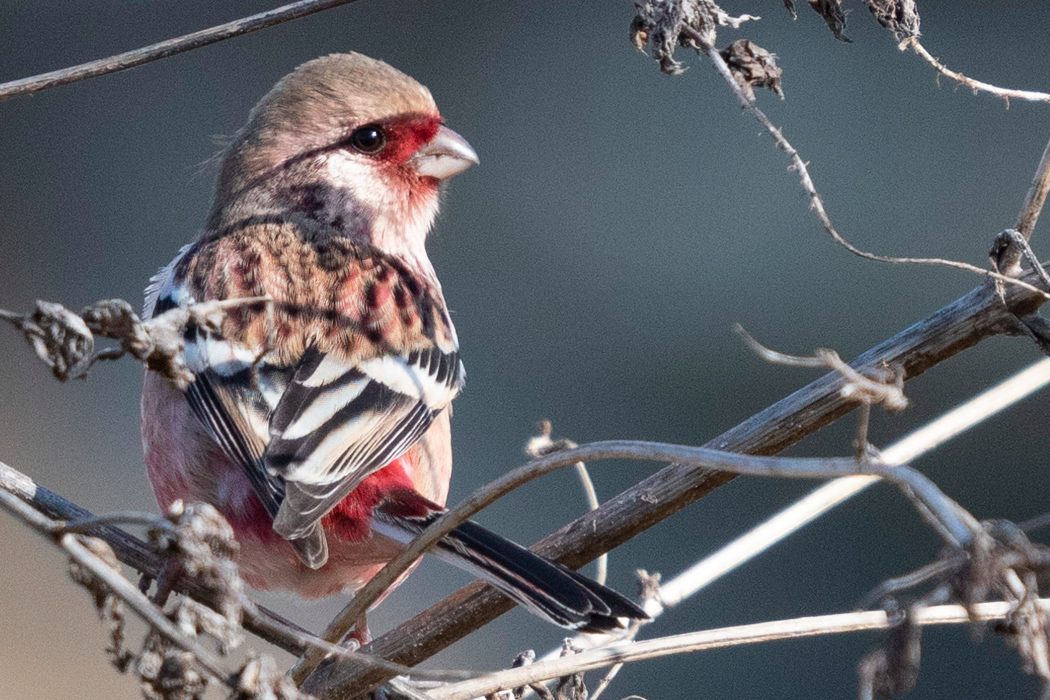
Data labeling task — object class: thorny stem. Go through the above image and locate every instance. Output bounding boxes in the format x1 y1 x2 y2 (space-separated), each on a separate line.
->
0 0 363 100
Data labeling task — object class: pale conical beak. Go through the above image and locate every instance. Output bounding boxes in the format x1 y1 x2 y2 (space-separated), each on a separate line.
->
412 125 479 180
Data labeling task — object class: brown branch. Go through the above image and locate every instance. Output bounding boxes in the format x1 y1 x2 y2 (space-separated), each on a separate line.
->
300 264 1050 698
0 0 363 100
0 460 470 684
294 435 976 683
429 600 1050 700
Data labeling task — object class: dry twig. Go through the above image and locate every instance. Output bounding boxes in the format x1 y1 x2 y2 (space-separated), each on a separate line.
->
905 38 1050 106
428 600 1050 700
0 459 471 685
526 421 607 586
0 0 364 100
295 437 979 688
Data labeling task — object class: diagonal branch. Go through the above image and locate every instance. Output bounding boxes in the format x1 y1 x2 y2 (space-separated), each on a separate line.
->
0 0 363 101
1015 136 1050 241
294 435 976 683
0 459 470 683
513 356 1050 693
300 263 1050 698
701 42 1050 297
0 489 237 688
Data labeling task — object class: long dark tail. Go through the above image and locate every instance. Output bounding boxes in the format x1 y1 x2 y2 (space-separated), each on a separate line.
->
374 505 649 632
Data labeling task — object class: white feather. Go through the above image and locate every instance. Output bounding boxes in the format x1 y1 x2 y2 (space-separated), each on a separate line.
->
143 243 193 319
358 354 457 409
277 376 370 441
280 409 392 484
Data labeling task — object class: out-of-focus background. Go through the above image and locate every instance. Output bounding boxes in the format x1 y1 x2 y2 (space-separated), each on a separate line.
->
2 1 1050 697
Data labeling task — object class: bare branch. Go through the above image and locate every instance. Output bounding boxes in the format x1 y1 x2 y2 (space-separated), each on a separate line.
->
0 0 363 100
1016 136 1050 241
699 43 1050 299
296 439 978 688
526 421 607 585
0 296 270 387
647 357 1050 618
0 459 470 684
517 357 1050 695
300 256 1050 697
429 600 1050 700
734 325 907 411
905 38 1050 106
0 489 237 688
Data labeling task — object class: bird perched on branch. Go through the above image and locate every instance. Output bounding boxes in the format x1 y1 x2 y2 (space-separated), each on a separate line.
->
141 52 647 637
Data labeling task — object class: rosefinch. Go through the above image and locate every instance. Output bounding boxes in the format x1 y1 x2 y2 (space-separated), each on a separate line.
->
141 53 647 637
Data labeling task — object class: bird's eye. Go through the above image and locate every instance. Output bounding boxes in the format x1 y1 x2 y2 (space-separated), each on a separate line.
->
348 125 386 154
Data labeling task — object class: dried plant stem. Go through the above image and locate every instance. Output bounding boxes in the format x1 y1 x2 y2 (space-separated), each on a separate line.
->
702 44 1050 299
573 461 608 586
0 0 362 100
428 599 1049 700
0 489 236 687
1016 136 1050 240
646 356 1050 617
906 38 1050 105
516 355 1050 693
0 460 467 683
294 440 975 685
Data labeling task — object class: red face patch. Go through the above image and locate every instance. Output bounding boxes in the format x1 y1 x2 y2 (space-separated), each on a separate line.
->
366 113 442 167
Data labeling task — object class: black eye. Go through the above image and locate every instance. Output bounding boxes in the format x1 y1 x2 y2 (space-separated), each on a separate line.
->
348 125 386 154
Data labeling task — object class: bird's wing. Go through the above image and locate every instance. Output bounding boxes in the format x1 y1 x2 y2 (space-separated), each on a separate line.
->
145 245 288 522
266 344 463 543
148 236 463 569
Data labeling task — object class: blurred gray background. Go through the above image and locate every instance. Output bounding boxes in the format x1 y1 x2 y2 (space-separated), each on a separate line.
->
2 1 1050 697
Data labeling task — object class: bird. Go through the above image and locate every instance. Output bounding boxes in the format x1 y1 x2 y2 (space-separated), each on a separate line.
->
140 52 648 639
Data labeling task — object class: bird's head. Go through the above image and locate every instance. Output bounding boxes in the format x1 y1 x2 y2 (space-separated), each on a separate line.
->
208 53 478 273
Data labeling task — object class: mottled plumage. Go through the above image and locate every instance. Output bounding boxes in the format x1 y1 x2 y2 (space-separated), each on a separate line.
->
141 52 647 633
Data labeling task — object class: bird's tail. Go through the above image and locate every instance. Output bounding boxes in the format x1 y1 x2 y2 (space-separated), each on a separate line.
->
373 501 649 632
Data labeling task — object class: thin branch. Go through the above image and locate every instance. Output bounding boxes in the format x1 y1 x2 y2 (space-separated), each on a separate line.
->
301 261 1050 699
905 38 1050 106
516 355 1050 692
646 356 1050 618
427 600 1049 700
0 489 236 688
994 230 1050 290
0 459 469 683
734 325 907 411
295 441 977 684
0 0 363 100
1016 136 1050 241
572 462 606 584
526 422 608 585
700 42 1050 300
